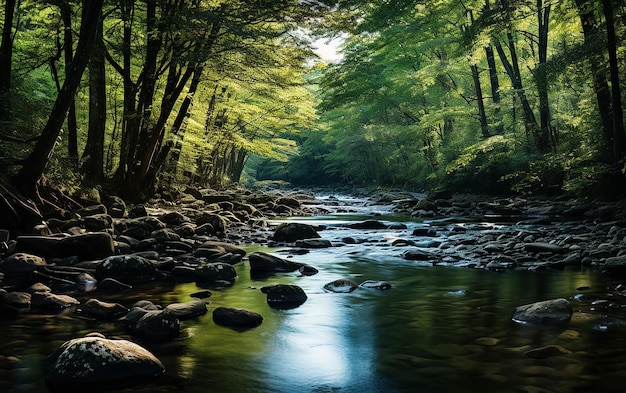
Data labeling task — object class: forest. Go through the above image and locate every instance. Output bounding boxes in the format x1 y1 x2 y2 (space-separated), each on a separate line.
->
0 0 624 207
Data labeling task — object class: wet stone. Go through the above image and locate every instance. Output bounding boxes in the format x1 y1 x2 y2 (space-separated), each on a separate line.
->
324 279 359 293
359 280 392 290
78 299 129 320
164 299 207 320
213 307 263 328
45 334 164 389
263 284 307 309
512 298 573 328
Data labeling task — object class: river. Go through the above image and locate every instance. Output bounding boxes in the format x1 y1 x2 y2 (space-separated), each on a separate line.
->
1 195 624 393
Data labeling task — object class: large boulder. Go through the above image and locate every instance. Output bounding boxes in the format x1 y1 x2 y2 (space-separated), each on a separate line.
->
273 223 320 242
512 298 573 328
45 334 164 389
212 307 263 328
263 284 307 309
96 255 161 285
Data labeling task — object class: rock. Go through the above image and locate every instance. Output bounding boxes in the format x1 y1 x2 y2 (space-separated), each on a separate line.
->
249 252 303 275
212 307 263 328
96 255 160 285
0 252 46 285
158 211 189 226
263 284 307 309
273 222 321 242
359 280 392 290
412 227 438 237
150 228 180 242
512 298 573 328
348 220 388 230
77 204 107 217
31 293 80 310
0 290 31 311
128 204 148 218
103 195 127 218
324 279 359 293
97 278 132 292
131 310 180 341
45 334 165 389
414 199 437 212
196 213 228 234
190 290 212 299
294 239 333 248
299 264 319 276
276 196 301 209
164 299 207 320
78 299 129 320
524 242 566 254
15 233 115 261
198 241 247 257
602 255 626 276
524 345 571 359
194 263 237 286
83 214 113 231
403 249 437 261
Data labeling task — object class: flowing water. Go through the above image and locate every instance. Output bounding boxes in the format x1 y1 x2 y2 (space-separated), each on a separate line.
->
1 196 625 393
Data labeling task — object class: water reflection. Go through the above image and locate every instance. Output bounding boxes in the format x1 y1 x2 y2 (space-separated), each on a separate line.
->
0 208 622 393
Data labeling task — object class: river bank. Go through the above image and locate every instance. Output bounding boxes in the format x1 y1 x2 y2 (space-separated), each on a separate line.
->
1 187 626 392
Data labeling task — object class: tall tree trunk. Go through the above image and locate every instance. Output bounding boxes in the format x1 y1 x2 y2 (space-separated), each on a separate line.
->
536 0 553 150
60 1 79 162
471 63 489 138
494 36 543 151
485 45 503 133
82 16 106 181
575 0 614 161
0 0 16 122
11 0 104 200
602 0 626 165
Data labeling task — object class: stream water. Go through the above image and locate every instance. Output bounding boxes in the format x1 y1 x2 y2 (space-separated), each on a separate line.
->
1 195 625 393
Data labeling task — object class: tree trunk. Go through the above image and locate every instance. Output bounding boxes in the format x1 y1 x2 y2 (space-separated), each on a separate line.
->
602 0 626 165
11 0 104 200
494 37 543 151
471 63 489 138
60 1 79 162
0 0 16 121
575 0 614 161
536 0 553 150
484 45 503 134
82 16 106 181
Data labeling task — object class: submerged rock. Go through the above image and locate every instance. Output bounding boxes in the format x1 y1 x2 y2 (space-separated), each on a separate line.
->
212 307 263 328
512 298 573 328
45 334 164 390
359 280 392 290
78 299 129 320
324 279 359 293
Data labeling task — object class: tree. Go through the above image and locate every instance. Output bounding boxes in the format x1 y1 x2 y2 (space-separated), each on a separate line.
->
602 0 625 165
11 0 104 200
0 0 17 121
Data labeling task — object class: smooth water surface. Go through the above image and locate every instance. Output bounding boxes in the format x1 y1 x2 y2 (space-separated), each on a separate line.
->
1 200 624 393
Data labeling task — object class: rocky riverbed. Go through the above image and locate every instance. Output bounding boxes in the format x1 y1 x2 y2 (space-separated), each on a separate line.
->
1 187 626 392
